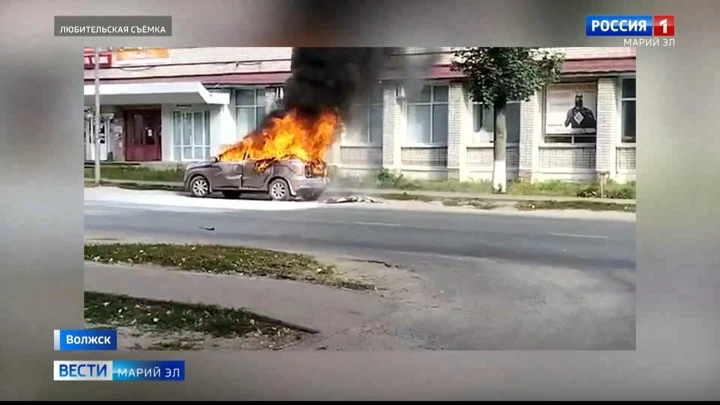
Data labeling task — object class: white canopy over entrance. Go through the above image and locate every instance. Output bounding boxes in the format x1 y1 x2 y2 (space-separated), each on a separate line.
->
83 82 229 106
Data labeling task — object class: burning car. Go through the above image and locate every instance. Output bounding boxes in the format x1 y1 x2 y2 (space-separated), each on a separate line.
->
184 157 328 201
184 109 337 201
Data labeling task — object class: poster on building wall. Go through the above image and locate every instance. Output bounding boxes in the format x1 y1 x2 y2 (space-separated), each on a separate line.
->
545 82 597 134
112 48 170 67
114 47 170 61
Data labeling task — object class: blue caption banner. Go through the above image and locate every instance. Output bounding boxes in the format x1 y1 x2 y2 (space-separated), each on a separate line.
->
585 15 653 37
54 329 118 351
54 360 185 381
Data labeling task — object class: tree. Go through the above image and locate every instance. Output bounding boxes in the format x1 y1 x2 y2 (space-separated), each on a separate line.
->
451 48 565 193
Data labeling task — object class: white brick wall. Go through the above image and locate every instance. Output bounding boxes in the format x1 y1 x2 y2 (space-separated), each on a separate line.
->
447 83 469 180
465 146 520 181
596 78 618 173
382 84 401 168
519 91 542 179
540 146 596 169
401 147 448 167
214 90 237 150
616 147 636 171
339 146 383 166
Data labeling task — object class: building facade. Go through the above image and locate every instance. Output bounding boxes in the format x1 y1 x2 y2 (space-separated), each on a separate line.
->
84 47 636 183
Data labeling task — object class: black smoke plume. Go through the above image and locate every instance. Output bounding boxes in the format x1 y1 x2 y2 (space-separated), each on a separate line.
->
263 47 399 125
259 47 441 132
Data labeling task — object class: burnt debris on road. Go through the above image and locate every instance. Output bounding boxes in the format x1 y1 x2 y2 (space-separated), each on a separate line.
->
322 195 385 204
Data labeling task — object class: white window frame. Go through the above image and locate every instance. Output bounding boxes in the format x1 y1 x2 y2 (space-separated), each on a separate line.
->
619 77 636 144
234 87 267 137
471 100 521 146
404 83 449 146
344 84 384 146
172 109 212 162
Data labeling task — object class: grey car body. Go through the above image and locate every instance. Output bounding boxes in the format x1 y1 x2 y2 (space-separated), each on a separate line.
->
183 158 327 201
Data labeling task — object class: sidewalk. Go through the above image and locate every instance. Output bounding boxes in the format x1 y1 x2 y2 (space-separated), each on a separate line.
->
86 178 636 205
84 262 395 334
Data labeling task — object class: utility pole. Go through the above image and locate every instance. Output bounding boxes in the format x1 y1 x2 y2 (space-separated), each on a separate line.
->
93 47 102 185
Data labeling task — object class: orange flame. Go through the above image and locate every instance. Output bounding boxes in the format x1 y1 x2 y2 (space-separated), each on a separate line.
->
217 109 339 175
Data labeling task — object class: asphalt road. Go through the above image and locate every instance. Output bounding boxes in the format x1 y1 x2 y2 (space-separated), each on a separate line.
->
84 195 636 350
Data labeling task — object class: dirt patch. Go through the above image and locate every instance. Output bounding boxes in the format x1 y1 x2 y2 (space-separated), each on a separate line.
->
317 256 442 311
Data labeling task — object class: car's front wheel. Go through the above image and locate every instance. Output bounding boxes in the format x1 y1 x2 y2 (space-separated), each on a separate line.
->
268 178 290 201
189 176 211 198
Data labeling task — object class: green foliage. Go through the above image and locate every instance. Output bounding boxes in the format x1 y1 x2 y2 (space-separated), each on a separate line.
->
515 200 636 213
84 165 184 182
374 168 421 190
85 243 373 290
376 167 400 187
508 179 579 196
510 178 636 200
575 181 636 199
85 292 304 338
451 47 565 107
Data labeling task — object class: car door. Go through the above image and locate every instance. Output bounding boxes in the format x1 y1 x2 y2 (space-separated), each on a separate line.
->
212 162 243 189
241 160 273 190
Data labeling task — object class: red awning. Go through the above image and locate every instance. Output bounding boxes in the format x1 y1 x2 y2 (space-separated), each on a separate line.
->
562 57 636 74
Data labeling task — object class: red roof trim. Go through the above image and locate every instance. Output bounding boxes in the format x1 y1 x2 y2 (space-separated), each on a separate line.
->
380 65 464 80
85 58 636 86
86 72 291 86
562 57 636 74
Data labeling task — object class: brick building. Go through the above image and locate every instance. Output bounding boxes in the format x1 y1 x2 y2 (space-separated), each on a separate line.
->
84 47 636 183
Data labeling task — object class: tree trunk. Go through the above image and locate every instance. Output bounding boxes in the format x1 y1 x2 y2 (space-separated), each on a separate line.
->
492 100 508 193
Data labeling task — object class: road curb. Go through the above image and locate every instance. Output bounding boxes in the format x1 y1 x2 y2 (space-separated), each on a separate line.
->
85 179 636 206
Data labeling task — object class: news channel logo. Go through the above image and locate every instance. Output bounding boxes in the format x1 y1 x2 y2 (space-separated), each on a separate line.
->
585 15 675 37
54 329 118 351
53 360 185 381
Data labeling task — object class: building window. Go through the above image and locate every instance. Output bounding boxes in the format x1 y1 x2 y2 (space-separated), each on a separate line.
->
621 78 636 143
543 82 598 144
173 110 211 161
406 84 449 145
235 88 266 136
472 101 521 144
345 83 384 144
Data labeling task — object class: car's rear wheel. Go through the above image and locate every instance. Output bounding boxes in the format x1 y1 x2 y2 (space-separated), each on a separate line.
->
189 176 211 198
268 178 290 201
222 190 241 199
